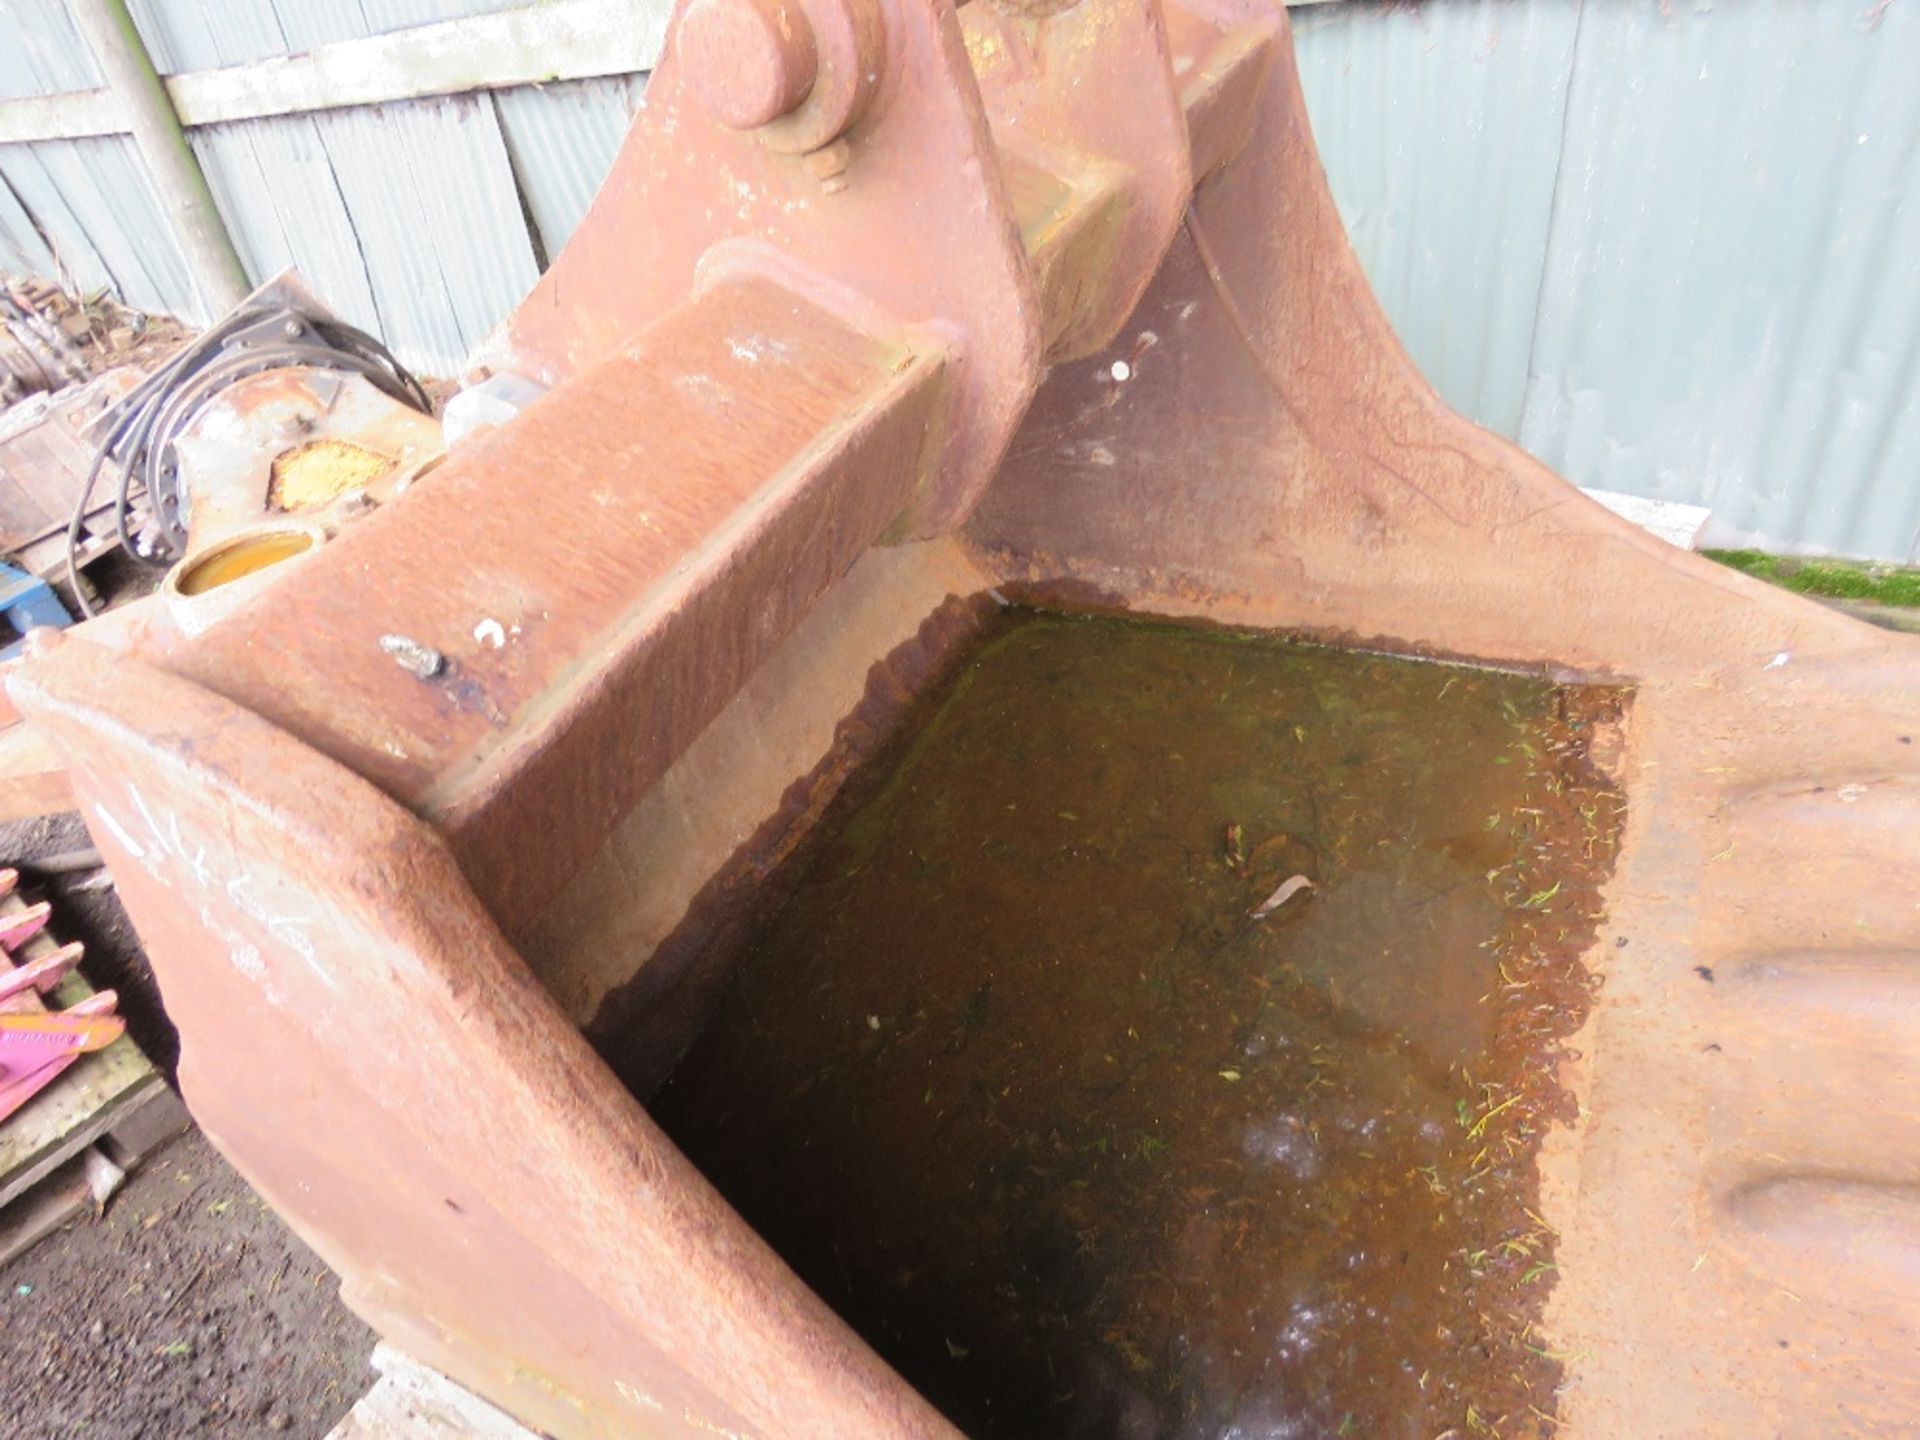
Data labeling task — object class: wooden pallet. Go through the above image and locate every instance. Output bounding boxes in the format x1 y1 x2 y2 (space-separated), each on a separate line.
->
0 886 188 1266
0 366 145 608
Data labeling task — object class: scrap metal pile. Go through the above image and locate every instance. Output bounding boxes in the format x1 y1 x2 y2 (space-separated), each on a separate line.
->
0 280 175 619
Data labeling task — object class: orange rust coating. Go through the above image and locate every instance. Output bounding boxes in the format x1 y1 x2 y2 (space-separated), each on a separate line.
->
8 1 1919 1437
959 0 1193 360
482 0 1040 539
677 0 819 131
14 638 960 1439
487 0 1044 541
963 19 1920 1436
755 0 886 156
171 276 946 938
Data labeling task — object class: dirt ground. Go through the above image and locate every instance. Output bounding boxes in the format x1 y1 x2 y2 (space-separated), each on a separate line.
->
1 815 376 1439
1 1128 376 1439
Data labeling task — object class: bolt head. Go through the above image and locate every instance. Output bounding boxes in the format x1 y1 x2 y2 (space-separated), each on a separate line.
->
678 0 819 131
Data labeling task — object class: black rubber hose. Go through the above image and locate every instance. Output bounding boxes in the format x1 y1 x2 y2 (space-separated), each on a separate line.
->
67 307 429 595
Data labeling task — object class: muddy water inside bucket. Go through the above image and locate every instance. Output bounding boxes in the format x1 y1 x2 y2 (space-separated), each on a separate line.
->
652 611 1625 1439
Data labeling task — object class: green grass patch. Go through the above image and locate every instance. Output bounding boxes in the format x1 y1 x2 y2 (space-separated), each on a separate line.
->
1704 549 1920 608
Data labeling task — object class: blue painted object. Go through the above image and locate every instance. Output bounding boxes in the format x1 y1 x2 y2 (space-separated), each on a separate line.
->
0 562 71 661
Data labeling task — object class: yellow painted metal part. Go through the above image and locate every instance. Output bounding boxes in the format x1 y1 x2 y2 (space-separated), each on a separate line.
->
269 438 397 512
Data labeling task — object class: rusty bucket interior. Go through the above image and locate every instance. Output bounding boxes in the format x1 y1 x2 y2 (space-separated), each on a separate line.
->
9 0 1919 1436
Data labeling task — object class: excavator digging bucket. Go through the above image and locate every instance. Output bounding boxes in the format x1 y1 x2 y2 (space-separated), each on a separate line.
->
11 1 1918 1436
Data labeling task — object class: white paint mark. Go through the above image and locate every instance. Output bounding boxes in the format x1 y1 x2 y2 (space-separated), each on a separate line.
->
170 811 211 890
267 914 318 964
728 339 761 364
1837 783 1868 803
223 870 259 913
615 1380 665 1413
681 1409 754 1440
674 372 724 401
227 871 334 989
1765 651 1791 669
227 941 267 982
92 802 147 860
126 782 166 850
473 617 507 649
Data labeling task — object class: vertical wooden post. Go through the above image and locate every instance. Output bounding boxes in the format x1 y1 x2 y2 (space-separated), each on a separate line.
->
67 0 250 316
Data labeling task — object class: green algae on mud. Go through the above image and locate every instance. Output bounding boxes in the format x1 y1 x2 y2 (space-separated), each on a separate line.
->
650 610 1626 1440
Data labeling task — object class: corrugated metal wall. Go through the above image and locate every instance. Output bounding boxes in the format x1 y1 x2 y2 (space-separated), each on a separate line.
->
127 0 649 373
0 0 649 375
1295 0 1920 563
2 1 1916 558
0 0 203 313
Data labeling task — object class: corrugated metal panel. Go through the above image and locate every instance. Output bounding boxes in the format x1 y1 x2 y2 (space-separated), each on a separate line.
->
18 135 200 315
0 0 653 373
5 0 1905 545
121 0 574 370
309 97 540 372
189 117 384 332
125 0 290 73
334 0 532 38
0 0 100 102
191 94 542 374
0 170 60 277
0 134 201 317
1521 0 1920 563
1295 0 1920 562
127 0 538 72
0 0 267 322
0 145 115 295
1294 0 1577 440
492 74 647 258
272 0 532 49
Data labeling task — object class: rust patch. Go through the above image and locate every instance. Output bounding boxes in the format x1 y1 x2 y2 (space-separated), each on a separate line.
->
585 589 1005 1096
988 565 1636 688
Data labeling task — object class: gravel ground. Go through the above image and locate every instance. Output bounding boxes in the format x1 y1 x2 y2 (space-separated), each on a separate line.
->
1 1128 376 1439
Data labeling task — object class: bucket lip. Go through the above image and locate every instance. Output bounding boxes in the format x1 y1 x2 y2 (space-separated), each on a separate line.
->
164 520 327 602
